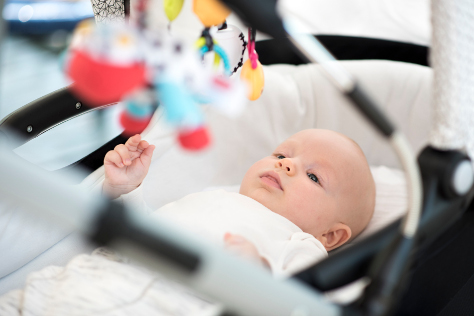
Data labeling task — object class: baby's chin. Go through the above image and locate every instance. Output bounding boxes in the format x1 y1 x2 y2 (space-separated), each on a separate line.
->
240 187 278 212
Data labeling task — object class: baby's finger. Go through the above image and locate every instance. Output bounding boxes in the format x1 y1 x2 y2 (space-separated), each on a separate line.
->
125 134 141 152
137 140 150 152
114 144 131 165
139 145 155 167
224 233 245 244
104 150 124 168
130 140 149 160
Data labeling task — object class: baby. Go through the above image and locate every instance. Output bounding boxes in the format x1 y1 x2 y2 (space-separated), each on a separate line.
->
102 129 375 275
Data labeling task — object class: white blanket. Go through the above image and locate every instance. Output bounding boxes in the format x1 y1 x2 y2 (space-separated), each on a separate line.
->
0 248 220 316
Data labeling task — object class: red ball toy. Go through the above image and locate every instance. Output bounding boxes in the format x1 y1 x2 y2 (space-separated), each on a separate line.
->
119 111 152 136
68 50 147 106
178 126 211 150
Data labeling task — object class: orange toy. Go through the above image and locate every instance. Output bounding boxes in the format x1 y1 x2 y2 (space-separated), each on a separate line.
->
193 0 230 27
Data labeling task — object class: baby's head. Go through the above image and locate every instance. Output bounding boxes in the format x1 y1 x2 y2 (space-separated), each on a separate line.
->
240 129 375 251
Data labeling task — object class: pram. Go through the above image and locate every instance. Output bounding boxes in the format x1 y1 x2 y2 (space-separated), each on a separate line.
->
1 0 474 315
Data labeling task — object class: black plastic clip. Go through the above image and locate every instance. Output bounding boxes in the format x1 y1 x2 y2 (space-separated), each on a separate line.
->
201 27 214 51
218 20 228 30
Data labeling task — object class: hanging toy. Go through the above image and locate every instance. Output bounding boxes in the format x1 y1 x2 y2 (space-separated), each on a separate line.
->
193 0 230 27
64 2 247 151
195 27 231 76
178 126 210 150
240 27 264 100
66 24 147 106
163 0 184 23
148 33 215 150
157 80 210 150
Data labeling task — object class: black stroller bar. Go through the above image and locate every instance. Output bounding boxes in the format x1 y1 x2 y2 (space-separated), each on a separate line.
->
0 86 108 144
0 86 129 175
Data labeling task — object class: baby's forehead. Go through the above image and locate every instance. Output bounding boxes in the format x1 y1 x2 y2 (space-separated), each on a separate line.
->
278 130 357 155
280 131 365 175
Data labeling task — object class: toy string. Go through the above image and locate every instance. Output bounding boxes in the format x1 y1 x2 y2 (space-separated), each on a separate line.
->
247 28 258 69
135 0 148 29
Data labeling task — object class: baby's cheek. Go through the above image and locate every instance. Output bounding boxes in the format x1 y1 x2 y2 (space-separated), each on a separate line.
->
288 189 322 218
288 185 314 208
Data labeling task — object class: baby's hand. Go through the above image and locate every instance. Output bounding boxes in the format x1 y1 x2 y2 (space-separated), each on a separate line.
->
103 134 155 199
224 233 270 269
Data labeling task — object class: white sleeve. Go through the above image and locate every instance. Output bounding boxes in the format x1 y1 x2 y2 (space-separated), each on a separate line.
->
114 186 154 215
81 175 154 215
264 232 328 278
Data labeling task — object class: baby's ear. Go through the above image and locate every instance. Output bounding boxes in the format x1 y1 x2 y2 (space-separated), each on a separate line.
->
318 223 352 251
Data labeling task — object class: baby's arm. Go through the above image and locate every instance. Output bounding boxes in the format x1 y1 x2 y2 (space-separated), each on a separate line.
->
226 233 327 277
103 134 155 199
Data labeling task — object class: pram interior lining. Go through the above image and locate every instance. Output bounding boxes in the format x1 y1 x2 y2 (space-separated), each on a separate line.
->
1 60 429 295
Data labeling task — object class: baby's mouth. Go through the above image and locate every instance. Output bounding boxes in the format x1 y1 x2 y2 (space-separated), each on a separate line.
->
260 172 283 191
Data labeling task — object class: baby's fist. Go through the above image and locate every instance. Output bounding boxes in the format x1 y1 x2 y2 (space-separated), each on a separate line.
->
103 134 155 198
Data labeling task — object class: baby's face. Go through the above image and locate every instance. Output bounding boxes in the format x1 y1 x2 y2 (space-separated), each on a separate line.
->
240 129 373 245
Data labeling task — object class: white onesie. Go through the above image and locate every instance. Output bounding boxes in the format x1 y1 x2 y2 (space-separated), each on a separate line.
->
118 187 328 277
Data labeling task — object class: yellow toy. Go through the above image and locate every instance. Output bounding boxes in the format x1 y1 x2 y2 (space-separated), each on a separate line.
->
241 59 264 100
164 0 184 22
240 28 264 100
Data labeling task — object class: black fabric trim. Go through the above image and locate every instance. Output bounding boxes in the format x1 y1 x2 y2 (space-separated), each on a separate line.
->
394 209 474 316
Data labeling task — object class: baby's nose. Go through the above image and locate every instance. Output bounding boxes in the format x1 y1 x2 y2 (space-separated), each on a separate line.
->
277 159 295 175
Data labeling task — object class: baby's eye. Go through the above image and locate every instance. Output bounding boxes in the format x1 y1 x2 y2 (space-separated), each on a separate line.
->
308 173 319 183
277 155 286 159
